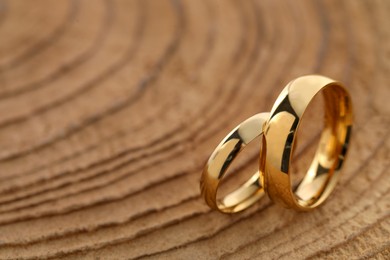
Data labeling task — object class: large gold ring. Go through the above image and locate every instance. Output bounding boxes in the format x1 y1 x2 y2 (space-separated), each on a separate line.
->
200 113 269 213
264 75 353 210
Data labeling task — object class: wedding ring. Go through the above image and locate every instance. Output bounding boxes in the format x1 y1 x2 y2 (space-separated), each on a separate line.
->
263 75 353 210
200 113 269 213
201 75 353 213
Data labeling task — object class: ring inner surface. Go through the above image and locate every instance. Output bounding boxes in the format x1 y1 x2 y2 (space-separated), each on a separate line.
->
293 85 351 208
217 134 265 211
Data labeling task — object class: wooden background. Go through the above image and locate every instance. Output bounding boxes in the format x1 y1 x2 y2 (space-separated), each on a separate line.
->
0 0 389 259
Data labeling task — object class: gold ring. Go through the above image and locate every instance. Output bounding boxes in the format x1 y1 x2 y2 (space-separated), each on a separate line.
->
200 113 269 213
264 75 353 210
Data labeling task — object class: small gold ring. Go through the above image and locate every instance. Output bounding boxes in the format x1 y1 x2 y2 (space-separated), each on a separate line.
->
200 113 269 213
264 75 353 210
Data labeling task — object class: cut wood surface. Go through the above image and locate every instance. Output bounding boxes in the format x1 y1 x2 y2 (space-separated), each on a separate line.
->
0 0 389 259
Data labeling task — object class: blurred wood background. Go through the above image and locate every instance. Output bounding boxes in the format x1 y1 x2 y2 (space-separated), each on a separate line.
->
0 0 389 259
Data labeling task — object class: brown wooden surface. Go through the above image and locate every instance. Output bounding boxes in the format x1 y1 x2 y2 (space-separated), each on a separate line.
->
0 0 389 259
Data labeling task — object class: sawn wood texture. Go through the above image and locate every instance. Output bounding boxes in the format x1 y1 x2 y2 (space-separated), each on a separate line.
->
0 0 389 259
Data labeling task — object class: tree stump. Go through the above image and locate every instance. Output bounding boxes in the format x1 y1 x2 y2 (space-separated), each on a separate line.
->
0 0 389 259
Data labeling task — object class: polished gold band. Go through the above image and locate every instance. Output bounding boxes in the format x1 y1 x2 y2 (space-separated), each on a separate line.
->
264 75 353 210
200 75 353 213
200 113 269 213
